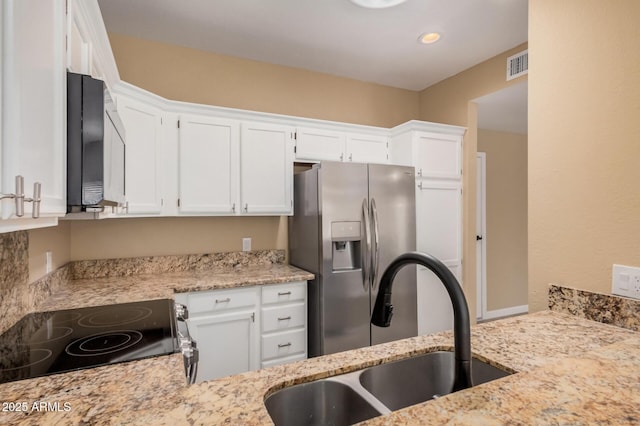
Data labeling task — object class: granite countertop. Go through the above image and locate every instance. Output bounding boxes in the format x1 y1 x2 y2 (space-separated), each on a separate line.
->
36 263 314 312
1 310 638 425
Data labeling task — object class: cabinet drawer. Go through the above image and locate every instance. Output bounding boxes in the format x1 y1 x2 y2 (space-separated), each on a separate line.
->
262 282 306 305
262 329 306 361
178 288 258 316
262 303 305 333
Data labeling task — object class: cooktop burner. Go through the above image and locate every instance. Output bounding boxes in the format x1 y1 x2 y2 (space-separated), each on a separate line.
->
0 299 178 384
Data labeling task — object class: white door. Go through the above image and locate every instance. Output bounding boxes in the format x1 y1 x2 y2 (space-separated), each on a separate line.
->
346 133 388 164
188 310 257 382
178 115 240 214
118 96 164 215
295 127 345 162
476 153 487 320
1 0 66 220
240 122 294 215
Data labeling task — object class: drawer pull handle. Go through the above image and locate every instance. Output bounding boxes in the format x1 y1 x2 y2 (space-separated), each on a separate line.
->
278 291 292 296
278 342 292 348
215 298 231 304
277 316 292 321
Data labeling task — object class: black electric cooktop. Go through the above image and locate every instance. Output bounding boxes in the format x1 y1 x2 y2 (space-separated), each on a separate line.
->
0 299 179 385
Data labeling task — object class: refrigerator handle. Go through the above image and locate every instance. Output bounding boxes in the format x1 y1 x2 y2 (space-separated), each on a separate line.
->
361 198 371 291
370 198 380 290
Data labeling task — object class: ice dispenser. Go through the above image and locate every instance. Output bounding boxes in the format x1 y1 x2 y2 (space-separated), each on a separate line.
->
331 221 361 271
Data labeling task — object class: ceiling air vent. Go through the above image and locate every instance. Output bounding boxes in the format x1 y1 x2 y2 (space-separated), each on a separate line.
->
506 49 528 81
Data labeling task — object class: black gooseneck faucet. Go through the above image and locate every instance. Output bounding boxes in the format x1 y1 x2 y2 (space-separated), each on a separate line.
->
371 251 473 392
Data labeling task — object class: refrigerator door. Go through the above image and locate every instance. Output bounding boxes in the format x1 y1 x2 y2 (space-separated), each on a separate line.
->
368 164 418 346
319 162 371 355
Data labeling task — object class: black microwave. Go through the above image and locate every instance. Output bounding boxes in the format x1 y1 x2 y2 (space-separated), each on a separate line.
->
66 72 126 213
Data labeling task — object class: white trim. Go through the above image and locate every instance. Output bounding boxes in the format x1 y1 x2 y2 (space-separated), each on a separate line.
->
390 120 467 137
476 152 487 319
73 0 120 90
482 304 528 320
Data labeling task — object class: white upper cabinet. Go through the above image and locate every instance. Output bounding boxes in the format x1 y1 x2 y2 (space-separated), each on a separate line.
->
117 95 164 215
294 127 388 164
240 122 294 215
346 133 388 164
178 115 240 215
295 127 345 162
0 0 66 232
414 132 462 179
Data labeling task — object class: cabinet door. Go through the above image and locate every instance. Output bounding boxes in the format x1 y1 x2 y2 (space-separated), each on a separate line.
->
414 132 462 179
188 310 257 382
415 180 462 263
117 96 164 215
295 127 345 162
240 122 294 215
346 133 388 164
178 115 239 214
1 0 66 222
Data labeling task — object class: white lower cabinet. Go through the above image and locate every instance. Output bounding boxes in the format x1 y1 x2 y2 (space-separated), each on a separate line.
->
187 310 258 381
260 281 307 368
175 280 307 382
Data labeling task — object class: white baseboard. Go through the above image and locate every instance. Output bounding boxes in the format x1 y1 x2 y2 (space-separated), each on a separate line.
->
482 304 528 320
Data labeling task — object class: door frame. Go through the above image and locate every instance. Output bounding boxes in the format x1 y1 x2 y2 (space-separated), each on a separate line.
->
476 152 487 320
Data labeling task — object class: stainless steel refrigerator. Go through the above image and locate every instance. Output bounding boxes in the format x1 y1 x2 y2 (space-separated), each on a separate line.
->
289 161 417 357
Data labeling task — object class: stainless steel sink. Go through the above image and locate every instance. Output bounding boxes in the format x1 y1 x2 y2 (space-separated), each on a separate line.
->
265 380 384 426
265 351 512 426
359 351 512 411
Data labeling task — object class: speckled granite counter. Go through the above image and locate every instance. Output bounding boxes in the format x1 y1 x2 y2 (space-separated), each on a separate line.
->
1 310 637 425
36 263 314 312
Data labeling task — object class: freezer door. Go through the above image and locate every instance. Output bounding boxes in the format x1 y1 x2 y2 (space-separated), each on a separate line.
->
368 164 418 346
319 162 371 355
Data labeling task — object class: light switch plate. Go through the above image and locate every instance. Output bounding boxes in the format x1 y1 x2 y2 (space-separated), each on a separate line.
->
242 238 251 252
612 264 640 300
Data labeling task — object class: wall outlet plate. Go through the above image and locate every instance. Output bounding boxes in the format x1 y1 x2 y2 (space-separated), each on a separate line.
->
612 264 640 300
45 251 53 273
242 238 251 252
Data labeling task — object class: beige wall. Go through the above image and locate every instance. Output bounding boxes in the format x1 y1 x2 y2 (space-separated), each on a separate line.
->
528 1 640 311
108 33 420 128
28 221 71 282
68 216 287 260
478 129 528 311
418 43 528 320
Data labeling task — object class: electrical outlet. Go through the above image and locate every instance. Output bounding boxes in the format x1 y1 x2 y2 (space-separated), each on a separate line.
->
242 238 251 252
612 264 640 300
45 251 52 274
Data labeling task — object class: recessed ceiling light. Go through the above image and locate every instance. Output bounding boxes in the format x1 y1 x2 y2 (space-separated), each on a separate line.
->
349 0 408 9
419 32 441 44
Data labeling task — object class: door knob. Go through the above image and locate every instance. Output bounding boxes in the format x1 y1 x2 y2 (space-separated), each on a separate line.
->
476 235 483 241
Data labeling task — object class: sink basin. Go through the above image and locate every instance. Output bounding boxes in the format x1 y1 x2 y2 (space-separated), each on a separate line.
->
265 351 512 425
359 351 511 411
265 380 383 426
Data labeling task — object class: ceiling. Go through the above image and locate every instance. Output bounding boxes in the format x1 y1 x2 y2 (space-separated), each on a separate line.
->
98 0 528 91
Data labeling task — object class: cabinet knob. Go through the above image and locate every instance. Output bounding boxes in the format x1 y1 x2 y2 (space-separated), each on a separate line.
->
277 291 292 296
277 316 292 321
418 168 422 176
349 153 353 162
278 342 292 348
232 203 236 213
340 153 344 161
243 204 248 213
215 298 231 304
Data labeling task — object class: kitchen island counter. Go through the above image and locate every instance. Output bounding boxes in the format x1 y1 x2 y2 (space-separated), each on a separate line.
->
1 310 637 425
